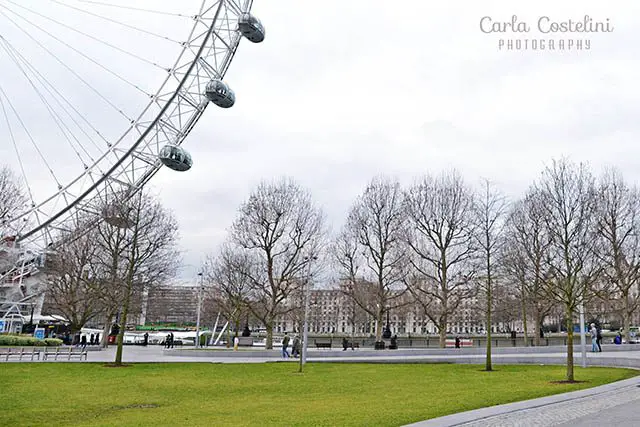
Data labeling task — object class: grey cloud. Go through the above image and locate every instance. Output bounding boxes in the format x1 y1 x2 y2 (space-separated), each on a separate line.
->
2 1 640 280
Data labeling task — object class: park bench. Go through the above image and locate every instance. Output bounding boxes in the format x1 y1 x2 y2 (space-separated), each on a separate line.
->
341 340 360 350
0 347 42 361
445 338 473 348
43 347 88 361
237 337 253 347
314 340 332 349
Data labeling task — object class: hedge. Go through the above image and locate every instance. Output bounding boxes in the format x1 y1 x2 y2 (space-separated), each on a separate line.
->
0 334 63 347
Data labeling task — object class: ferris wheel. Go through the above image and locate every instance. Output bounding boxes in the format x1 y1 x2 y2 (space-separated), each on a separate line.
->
0 0 264 322
0 0 264 249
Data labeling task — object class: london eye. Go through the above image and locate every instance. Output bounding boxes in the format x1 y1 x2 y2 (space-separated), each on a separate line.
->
0 0 264 323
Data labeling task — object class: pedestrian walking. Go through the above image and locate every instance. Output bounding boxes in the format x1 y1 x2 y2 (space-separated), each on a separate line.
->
80 335 87 350
597 328 603 352
292 334 301 358
233 335 239 351
281 332 290 358
590 323 598 352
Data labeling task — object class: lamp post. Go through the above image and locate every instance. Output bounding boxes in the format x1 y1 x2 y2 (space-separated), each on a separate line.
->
300 255 317 372
579 299 586 368
195 271 203 348
383 307 392 339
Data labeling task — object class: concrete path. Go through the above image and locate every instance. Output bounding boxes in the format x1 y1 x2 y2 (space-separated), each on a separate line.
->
406 376 640 426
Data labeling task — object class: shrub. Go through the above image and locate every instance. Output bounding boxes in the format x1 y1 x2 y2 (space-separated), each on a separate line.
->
0 334 62 347
0 335 17 346
44 338 63 346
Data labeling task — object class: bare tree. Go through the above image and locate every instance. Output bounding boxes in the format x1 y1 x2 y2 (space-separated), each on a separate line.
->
230 178 325 349
92 214 129 347
595 168 640 343
503 191 555 346
491 282 522 331
403 170 477 347
0 166 28 238
45 225 104 334
536 159 600 382
473 178 509 371
203 244 253 340
95 191 180 365
341 294 371 336
334 176 408 346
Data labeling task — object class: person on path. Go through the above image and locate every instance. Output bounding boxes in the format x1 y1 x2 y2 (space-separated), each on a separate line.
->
80 335 87 350
597 328 603 352
281 332 290 358
614 331 622 345
233 336 239 351
292 334 301 358
590 323 598 352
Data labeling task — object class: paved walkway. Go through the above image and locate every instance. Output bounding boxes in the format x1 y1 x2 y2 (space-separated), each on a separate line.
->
407 376 640 426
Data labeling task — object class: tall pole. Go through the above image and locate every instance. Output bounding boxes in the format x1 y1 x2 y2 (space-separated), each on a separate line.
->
195 272 203 348
299 281 310 372
579 300 587 368
300 255 316 371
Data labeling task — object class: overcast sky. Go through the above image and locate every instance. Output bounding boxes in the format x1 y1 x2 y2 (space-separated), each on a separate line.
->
2 0 639 283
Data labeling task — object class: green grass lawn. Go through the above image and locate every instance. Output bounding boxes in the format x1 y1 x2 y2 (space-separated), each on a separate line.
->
0 363 636 426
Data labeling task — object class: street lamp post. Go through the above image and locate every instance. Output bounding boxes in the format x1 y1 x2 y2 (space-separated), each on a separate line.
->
300 255 317 372
579 299 587 368
195 272 203 349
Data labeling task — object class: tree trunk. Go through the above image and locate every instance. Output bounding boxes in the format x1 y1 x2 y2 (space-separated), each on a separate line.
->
485 283 493 371
101 313 112 348
114 287 132 365
565 307 574 382
438 319 447 348
533 308 542 347
521 291 529 347
375 310 383 342
623 291 631 343
265 323 273 349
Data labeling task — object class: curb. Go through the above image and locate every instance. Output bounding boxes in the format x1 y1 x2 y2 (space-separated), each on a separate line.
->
403 365 640 426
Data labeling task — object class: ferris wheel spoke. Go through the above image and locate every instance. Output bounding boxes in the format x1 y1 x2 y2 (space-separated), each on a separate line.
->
2 38 110 155
50 0 185 45
5 0 170 72
0 95 37 208
0 83 62 190
0 8 133 123
0 4 154 99
77 0 196 19
0 39 96 171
